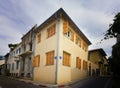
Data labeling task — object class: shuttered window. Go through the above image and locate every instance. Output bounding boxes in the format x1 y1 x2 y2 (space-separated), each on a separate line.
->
63 22 68 34
33 55 40 67
37 34 41 44
71 31 74 41
76 57 81 69
63 51 70 66
83 60 88 70
76 36 78 44
47 24 56 38
46 51 54 65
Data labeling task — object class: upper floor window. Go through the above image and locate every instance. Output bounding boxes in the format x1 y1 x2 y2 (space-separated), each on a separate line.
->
82 42 88 52
46 51 54 65
37 34 41 44
47 24 56 38
76 36 81 47
63 51 71 66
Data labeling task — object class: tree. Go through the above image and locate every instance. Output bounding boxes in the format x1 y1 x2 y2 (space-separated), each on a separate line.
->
8 43 18 51
104 12 120 80
104 12 120 39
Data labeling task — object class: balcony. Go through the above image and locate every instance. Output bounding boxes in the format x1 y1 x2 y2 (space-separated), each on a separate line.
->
19 51 33 57
14 56 20 61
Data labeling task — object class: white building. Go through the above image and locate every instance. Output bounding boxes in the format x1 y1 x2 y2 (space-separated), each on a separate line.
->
7 43 22 77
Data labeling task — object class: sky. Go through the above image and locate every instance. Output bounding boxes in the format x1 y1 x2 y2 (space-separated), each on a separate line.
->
0 0 120 57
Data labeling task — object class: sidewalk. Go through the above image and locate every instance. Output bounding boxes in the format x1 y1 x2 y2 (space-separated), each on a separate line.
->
8 76 91 88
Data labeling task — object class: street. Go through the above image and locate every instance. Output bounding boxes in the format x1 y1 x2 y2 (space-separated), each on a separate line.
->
0 75 110 88
0 76 40 88
69 76 110 88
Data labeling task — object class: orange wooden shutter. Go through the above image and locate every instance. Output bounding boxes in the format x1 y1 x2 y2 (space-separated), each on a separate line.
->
33 56 37 67
76 36 78 44
71 31 74 41
63 22 68 34
36 55 40 66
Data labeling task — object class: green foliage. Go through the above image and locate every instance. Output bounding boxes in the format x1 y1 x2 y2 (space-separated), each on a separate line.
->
109 43 120 79
104 12 120 39
8 43 18 51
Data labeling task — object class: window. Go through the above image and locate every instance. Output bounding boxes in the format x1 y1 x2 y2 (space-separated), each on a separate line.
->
63 51 70 66
83 60 88 70
63 22 68 34
82 42 88 52
47 24 56 38
37 34 41 43
76 35 82 47
33 55 40 67
19 48 21 53
76 57 81 69
71 31 74 41
22 59 25 71
46 51 54 65
12 63 14 71
76 36 78 44
16 61 19 70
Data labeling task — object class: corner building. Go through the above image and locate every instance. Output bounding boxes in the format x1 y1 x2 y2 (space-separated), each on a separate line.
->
33 8 91 84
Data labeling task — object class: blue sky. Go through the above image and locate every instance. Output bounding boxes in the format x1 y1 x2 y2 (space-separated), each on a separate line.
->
0 0 120 57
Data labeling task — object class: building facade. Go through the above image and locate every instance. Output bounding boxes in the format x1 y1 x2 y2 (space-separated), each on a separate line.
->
33 8 91 84
88 48 108 77
19 25 37 79
7 43 22 77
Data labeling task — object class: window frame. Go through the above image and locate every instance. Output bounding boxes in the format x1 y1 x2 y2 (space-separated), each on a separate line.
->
76 57 81 69
47 24 56 38
46 51 54 66
63 51 71 67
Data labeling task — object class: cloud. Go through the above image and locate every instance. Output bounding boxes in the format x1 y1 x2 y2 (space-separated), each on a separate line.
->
0 0 120 56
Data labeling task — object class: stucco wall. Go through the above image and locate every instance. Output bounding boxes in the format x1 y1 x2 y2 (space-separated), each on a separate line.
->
34 21 57 84
57 19 89 84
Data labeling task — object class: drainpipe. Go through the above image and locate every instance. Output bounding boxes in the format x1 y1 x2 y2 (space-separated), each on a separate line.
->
55 18 60 84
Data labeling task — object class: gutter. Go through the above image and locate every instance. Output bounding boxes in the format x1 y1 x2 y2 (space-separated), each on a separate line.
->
55 18 60 84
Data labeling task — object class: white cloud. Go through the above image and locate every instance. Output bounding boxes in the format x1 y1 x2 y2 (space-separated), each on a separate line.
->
0 0 120 56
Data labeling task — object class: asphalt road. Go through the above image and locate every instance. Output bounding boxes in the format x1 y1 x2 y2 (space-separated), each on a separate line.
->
0 75 110 88
0 76 40 88
69 76 110 88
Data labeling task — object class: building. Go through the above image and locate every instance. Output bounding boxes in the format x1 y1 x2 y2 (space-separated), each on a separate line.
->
7 43 22 77
0 57 5 75
33 8 91 84
88 48 108 77
19 25 37 79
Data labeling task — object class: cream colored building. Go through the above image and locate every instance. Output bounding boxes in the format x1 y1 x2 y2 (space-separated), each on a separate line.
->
33 8 91 84
88 48 108 77
7 43 22 77
19 25 37 78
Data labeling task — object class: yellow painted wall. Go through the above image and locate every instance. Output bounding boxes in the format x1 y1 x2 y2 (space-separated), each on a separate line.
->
34 19 90 84
34 21 57 84
57 19 89 84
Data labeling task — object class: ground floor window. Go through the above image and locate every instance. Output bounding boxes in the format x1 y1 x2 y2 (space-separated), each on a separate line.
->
46 51 54 65
12 63 14 71
83 60 88 70
16 61 19 70
33 55 40 67
76 57 81 69
63 51 71 66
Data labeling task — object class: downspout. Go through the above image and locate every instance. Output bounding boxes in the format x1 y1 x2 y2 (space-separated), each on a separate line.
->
32 26 37 80
55 18 60 84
